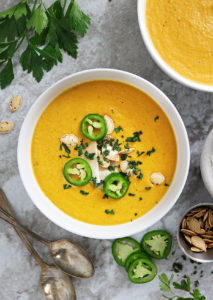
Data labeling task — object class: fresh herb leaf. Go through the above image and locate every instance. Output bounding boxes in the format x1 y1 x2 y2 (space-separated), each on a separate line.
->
137 150 145 157
137 172 143 180
108 165 115 171
165 183 170 187
63 184 71 189
105 209 115 214
124 143 130 149
84 150 95 160
128 193 135 196
172 262 183 273
173 276 191 292
61 142 71 154
92 177 103 188
80 190 89 195
103 193 109 199
159 273 173 292
139 197 143 200
75 139 88 156
114 126 123 133
147 147 156 156
112 139 122 151
121 153 128 161
103 149 110 156
126 131 142 142
0 0 90 89
154 115 159 122
97 155 103 166
145 186 151 190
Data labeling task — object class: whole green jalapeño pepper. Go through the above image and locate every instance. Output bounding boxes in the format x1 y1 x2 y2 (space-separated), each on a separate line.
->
125 251 150 271
141 230 172 259
63 158 92 186
104 173 129 199
81 114 107 141
128 257 157 283
112 237 141 266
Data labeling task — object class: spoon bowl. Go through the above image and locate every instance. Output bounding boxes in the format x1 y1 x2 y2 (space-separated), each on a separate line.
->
50 239 95 278
41 266 76 300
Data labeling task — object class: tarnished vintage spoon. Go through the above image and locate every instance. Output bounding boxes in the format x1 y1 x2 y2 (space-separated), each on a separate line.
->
0 189 76 300
0 189 94 278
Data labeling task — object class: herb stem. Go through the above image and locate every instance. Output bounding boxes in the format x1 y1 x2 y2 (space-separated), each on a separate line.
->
63 0 68 13
32 0 39 12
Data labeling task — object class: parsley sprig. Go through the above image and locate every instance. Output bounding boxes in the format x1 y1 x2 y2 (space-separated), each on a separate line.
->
0 0 90 89
159 273 205 300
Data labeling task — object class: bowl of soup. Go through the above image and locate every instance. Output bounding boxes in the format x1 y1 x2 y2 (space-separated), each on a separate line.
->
138 0 213 92
18 69 190 239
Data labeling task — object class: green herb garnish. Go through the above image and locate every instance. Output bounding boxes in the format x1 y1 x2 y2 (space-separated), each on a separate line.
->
61 143 71 154
126 131 142 142
128 193 135 196
147 147 156 156
59 154 71 158
105 209 115 214
139 197 143 200
75 140 88 156
108 166 115 171
165 183 170 187
80 190 89 195
124 143 130 149
137 150 145 157
114 126 123 133
159 273 205 300
97 155 103 166
103 150 110 157
63 184 71 189
137 173 143 180
154 116 159 122
84 151 95 160
172 262 183 273
0 0 90 89
103 193 109 199
145 186 151 190
120 153 128 161
112 139 122 151
92 177 103 188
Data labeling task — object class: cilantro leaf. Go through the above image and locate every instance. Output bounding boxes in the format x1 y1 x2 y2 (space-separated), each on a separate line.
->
27 3 48 35
66 0 91 37
0 59 14 89
159 273 173 292
173 276 191 293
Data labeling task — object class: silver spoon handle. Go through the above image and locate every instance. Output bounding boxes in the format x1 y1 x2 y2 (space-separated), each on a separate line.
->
0 203 49 245
0 189 46 268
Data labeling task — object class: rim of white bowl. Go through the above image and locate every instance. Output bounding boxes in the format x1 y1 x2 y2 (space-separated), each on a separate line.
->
17 68 190 239
200 128 213 198
137 0 213 93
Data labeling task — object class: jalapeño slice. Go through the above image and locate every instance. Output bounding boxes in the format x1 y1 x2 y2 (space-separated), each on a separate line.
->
141 230 172 259
104 173 129 199
112 237 141 266
63 158 92 186
128 257 157 283
125 251 150 271
81 114 107 141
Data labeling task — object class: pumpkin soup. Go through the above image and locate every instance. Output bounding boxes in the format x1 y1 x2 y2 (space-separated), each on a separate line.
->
146 0 213 85
31 80 177 225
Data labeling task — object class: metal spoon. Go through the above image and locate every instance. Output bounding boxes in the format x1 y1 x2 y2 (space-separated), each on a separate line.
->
0 189 94 278
0 189 76 300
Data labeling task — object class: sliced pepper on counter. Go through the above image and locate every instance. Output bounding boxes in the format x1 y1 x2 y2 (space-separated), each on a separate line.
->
63 158 92 186
112 237 141 266
104 173 129 199
81 114 107 141
141 230 172 259
128 257 157 283
125 251 150 271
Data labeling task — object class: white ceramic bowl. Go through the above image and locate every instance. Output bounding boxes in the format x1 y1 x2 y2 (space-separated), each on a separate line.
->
200 129 213 198
137 0 213 92
18 68 190 239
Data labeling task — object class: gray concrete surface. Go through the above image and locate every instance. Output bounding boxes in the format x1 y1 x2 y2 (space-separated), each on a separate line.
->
0 0 213 299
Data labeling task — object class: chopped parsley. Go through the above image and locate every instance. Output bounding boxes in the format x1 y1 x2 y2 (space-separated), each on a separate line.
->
105 209 115 214
112 139 122 151
108 166 115 171
172 262 183 273
129 193 135 196
126 131 142 142
154 115 159 122
164 183 170 187
61 143 71 154
103 150 110 156
124 143 130 149
147 147 156 156
80 190 89 195
63 184 71 189
134 213 138 216
139 197 143 200
84 151 95 160
92 177 103 188
145 186 151 190
97 155 103 166
137 150 145 157
121 153 128 161
59 154 71 158
137 173 143 180
127 160 142 175
75 140 88 156
114 126 123 133
103 193 109 199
